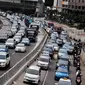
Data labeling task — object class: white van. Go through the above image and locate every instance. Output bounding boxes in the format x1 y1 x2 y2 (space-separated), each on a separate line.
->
0 52 10 68
23 65 41 84
37 55 50 70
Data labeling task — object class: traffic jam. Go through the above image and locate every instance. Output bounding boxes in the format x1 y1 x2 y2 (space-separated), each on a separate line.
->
0 11 83 85
10 21 83 85
0 11 40 69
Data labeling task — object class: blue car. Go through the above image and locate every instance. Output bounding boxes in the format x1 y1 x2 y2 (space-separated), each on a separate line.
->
0 45 8 52
55 66 69 80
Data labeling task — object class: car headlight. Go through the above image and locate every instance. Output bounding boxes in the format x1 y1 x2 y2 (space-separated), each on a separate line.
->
24 76 28 79
1 62 6 65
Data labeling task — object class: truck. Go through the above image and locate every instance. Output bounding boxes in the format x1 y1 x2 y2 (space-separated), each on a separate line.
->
26 28 37 42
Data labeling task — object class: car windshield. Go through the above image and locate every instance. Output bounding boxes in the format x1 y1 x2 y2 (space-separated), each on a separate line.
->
17 44 24 47
0 55 6 59
26 69 39 75
57 67 68 73
58 81 71 85
59 49 67 53
43 47 52 52
39 58 49 62
23 38 28 41
0 45 5 48
58 60 68 65
14 36 21 39
7 39 13 43
16 33 21 36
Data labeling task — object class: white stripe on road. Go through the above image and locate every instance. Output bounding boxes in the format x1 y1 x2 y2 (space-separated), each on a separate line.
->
12 52 15 55
42 70 48 85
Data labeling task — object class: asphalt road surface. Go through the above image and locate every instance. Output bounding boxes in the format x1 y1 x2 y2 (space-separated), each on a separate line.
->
0 28 45 76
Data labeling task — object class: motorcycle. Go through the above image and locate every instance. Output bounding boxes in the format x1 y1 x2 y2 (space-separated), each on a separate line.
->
76 76 82 85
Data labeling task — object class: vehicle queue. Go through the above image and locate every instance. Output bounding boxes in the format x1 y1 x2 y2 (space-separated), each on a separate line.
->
0 10 83 85
22 22 83 85
0 11 40 68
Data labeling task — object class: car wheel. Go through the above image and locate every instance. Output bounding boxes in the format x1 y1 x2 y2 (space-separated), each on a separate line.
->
38 80 40 85
23 81 26 83
8 61 10 67
55 76 56 80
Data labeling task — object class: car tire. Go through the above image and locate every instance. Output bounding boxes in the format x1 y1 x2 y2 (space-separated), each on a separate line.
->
23 81 26 83
8 61 10 67
54 76 56 80
37 80 40 85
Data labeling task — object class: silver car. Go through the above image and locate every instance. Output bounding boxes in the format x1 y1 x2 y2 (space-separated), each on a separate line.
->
15 43 26 52
5 38 16 48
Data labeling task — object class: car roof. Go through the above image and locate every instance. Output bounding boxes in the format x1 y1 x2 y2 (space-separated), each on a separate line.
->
40 55 50 59
0 52 7 55
29 65 40 71
58 59 68 65
58 78 71 85
17 43 24 46
0 44 6 47
59 78 71 82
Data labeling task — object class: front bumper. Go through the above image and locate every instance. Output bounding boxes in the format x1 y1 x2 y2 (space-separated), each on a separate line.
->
23 78 38 84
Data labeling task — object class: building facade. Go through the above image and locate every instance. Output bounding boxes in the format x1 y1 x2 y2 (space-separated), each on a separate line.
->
68 0 85 11
53 0 85 12
53 0 69 12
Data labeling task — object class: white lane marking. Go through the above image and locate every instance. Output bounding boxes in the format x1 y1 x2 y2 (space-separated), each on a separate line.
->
42 70 48 85
55 83 58 85
12 52 15 55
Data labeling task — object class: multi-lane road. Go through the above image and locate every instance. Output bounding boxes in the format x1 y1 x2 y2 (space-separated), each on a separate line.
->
0 16 45 77
1 16 85 85
11 53 57 85
11 22 85 85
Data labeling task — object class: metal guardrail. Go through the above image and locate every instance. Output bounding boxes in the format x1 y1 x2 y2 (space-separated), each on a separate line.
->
0 29 48 85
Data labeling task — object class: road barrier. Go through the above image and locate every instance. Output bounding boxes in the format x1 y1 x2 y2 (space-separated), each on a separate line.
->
0 29 48 85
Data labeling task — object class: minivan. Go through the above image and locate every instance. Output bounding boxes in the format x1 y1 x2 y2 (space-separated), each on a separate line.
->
0 52 10 68
23 65 41 84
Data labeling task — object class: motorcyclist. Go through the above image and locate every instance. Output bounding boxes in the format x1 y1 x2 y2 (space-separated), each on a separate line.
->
76 70 82 85
76 76 82 85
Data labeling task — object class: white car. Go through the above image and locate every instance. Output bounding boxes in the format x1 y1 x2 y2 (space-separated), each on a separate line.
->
15 43 26 52
5 38 16 48
53 43 59 52
23 65 41 84
0 52 10 68
18 30 25 37
13 36 21 43
57 78 71 85
37 56 50 69
11 25 17 34
58 48 68 57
